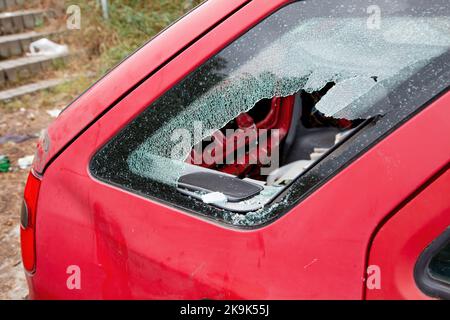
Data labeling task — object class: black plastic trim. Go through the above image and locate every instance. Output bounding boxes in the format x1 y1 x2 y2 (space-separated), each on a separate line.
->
414 227 450 300
178 172 263 202
20 200 29 229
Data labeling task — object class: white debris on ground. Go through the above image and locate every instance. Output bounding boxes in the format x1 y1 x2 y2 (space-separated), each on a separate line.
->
46 108 62 118
27 38 69 57
17 155 34 170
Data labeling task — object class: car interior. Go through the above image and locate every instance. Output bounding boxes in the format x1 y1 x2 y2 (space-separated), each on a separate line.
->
177 84 366 212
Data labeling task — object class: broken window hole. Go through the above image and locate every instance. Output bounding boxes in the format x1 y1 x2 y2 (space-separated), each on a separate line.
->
175 86 364 212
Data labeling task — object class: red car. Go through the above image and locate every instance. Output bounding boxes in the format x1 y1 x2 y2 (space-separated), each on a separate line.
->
21 0 450 299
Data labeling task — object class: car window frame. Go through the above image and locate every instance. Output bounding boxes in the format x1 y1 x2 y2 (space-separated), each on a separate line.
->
415 228 450 300
88 0 450 229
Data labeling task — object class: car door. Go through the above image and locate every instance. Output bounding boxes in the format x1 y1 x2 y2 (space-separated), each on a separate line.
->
366 167 450 300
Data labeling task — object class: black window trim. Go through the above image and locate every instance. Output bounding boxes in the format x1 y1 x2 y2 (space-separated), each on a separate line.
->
414 227 450 300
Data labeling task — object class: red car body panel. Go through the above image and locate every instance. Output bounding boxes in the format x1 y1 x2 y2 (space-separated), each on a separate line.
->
366 168 450 300
24 0 450 299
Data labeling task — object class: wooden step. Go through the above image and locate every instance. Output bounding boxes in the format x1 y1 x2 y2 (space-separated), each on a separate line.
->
0 0 41 12
0 30 63 59
0 52 69 85
0 0 23 11
0 9 46 35
0 77 65 101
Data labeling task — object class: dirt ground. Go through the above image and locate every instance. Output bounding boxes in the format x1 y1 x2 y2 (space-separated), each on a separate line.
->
0 98 60 299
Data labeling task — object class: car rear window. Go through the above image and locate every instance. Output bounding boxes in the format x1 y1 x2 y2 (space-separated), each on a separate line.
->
91 0 450 227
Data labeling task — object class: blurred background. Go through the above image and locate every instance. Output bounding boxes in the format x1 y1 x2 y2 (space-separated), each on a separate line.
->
0 0 202 299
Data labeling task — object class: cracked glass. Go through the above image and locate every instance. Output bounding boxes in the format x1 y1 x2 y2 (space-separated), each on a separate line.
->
91 0 450 226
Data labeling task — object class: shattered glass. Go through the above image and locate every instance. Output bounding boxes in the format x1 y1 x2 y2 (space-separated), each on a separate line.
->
128 15 450 186
91 0 450 227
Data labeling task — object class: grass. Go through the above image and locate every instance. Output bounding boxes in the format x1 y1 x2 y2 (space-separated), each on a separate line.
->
66 0 203 75
0 0 203 110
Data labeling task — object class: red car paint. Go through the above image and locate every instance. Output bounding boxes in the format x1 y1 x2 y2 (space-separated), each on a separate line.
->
22 0 450 299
